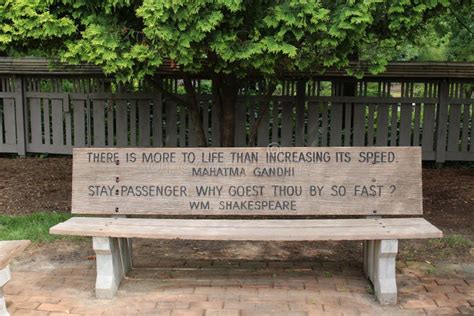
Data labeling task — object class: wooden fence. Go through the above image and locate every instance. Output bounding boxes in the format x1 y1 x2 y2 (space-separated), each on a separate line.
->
0 73 473 162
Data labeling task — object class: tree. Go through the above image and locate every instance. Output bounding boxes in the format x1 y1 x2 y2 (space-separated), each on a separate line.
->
0 0 452 146
396 0 473 62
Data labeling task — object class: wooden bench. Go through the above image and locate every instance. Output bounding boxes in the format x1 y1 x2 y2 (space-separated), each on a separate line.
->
0 240 30 316
50 147 442 305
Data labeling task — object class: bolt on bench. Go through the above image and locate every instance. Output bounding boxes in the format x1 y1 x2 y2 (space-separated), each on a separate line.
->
0 240 30 316
50 147 442 305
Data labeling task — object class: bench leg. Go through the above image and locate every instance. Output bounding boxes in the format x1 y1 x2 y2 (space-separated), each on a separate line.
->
368 240 398 305
93 237 132 299
0 265 11 316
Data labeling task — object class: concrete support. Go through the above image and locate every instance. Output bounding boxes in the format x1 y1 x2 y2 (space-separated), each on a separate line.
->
93 237 132 299
0 265 12 316
363 239 398 305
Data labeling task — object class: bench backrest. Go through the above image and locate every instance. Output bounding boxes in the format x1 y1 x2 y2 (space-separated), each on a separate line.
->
71 147 422 216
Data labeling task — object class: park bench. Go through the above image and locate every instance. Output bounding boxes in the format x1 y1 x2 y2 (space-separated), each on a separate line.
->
0 240 30 315
50 146 442 305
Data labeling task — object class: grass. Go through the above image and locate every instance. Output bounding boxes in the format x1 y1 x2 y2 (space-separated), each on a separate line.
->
0 212 74 242
429 234 472 249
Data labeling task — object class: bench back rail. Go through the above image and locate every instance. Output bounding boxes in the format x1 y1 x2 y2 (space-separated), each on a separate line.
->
72 147 422 216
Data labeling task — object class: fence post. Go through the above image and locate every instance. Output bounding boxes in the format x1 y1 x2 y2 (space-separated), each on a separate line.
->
435 79 449 163
14 76 27 156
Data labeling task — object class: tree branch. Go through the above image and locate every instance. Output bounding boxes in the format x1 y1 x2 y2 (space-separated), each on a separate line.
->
248 81 277 147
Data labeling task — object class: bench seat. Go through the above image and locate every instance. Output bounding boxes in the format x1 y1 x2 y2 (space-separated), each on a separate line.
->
0 240 30 316
50 217 442 241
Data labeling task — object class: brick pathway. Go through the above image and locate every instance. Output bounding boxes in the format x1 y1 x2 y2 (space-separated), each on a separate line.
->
3 243 473 316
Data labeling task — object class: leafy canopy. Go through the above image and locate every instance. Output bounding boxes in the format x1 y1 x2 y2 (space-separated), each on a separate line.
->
0 0 451 81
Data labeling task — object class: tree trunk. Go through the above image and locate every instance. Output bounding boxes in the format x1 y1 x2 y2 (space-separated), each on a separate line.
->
183 77 207 147
213 75 239 147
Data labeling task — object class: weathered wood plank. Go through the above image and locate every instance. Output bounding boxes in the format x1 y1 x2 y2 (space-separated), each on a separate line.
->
29 98 42 146
116 100 128 147
422 104 436 152
281 102 293 146
71 147 422 216
353 103 366 146
376 104 389 146
330 102 343 146
460 104 470 152
234 101 246 147
399 104 412 146
447 104 462 152
165 101 177 147
152 93 163 147
307 102 320 146
138 100 151 147
92 100 105 146
72 100 86 147
50 217 442 241
51 98 64 148
3 98 16 145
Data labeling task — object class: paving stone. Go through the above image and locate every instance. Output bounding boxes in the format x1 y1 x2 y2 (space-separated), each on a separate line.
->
205 310 240 316
424 306 460 316
402 298 437 309
37 303 71 313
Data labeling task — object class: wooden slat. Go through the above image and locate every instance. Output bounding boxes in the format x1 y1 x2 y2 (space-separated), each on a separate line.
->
116 100 128 147
165 100 177 147
3 98 16 145
152 93 163 147
51 98 64 147
330 103 343 146
353 103 365 146
29 98 42 145
178 105 186 147
0 240 30 269
460 104 470 152
72 99 86 147
0 98 3 144
447 104 462 152
413 104 421 146
281 102 293 146
399 104 412 146
92 100 105 146
257 102 270 146
295 81 305 146
344 103 352 146
271 101 280 144
50 217 442 241
320 103 328 146
307 102 319 146
107 100 114 146
211 89 220 146
64 95 72 149
390 104 398 146
422 103 436 152
367 104 375 146
376 104 389 146
138 100 151 147
234 101 246 147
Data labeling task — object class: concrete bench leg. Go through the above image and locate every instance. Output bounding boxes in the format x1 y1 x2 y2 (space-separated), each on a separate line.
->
93 237 132 299
364 239 398 305
0 265 11 316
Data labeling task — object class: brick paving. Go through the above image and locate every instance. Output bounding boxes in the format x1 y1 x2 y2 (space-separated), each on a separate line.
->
3 244 473 315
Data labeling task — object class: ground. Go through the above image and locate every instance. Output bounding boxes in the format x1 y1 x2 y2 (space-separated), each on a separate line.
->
0 156 473 315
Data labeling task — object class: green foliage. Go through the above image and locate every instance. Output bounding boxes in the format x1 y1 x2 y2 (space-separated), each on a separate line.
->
397 1 473 62
0 212 73 242
0 0 453 81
